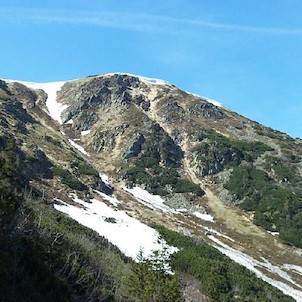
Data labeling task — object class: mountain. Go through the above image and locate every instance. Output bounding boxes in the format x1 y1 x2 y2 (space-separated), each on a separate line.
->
0 73 302 301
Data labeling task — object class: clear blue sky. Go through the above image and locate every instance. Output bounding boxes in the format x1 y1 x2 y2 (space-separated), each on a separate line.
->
1 1 302 138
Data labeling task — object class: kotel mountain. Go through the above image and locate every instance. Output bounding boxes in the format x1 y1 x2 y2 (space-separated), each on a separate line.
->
1 73 302 301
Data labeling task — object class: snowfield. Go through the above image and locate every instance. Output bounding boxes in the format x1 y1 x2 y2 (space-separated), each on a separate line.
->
125 187 215 222
208 235 302 301
68 139 90 156
193 211 215 222
4 79 68 124
54 195 178 262
124 186 177 214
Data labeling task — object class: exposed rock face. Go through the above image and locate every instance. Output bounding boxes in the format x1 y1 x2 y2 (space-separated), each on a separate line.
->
9 82 38 108
60 75 141 124
0 80 11 95
93 130 117 152
188 101 226 119
164 193 206 214
193 142 243 176
24 147 53 180
72 111 98 131
123 132 145 159
1 73 302 301
133 95 150 111
3 98 36 126
170 129 184 144
162 100 185 123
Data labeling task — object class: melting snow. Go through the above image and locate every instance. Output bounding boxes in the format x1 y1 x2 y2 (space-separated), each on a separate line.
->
202 97 224 108
53 196 178 261
193 211 215 222
202 226 234 242
208 235 302 301
68 139 90 156
267 230 280 236
137 75 169 86
94 189 121 207
124 186 177 214
187 91 226 109
4 79 68 123
104 72 170 86
283 264 302 276
176 208 188 213
99 173 112 189
81 129 91 136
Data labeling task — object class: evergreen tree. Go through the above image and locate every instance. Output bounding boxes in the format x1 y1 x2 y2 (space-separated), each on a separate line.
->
125 248 182 302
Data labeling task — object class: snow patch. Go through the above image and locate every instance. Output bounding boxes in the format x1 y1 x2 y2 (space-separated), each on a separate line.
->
186 90 226 109
124 186 177 214
94 190 120 207
53 196 178 262
202 97 224 108
204 226 234 242
267 230 280 236
104 72 170 86
4 79 68 123
208 235 302 301
81 129 91 136
176 208 188 213
99 173 112 188
193 211 215 222
68 139 90 156
283 264 302 276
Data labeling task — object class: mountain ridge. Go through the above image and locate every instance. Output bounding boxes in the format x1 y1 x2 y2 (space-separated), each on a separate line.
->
1 73 302 301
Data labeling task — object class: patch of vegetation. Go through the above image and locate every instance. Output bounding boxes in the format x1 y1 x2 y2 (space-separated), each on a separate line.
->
125 249 182 302
265 156 300 183
155 226 294 302
77 162 99 176
225 166 302 247
0 136 29 229
126 164 203 196
44 135 62 147
193 129 273 175
0 90 10 101
0 136 295 301
0 137 180 301
104 217 117 223
124 134 203 196
52 166 87 191
233 140 273 161
254 125 286 140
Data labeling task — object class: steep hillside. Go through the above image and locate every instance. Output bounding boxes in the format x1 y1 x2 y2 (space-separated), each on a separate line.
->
1 74 302 301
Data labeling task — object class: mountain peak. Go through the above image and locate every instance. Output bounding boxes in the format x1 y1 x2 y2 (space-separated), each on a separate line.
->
1 73 302 301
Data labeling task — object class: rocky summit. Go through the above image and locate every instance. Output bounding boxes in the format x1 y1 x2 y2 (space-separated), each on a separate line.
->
1 73 302 301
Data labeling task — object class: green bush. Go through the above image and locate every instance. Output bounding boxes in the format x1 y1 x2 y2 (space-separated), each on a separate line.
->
52 166 87 191
174 179 204 196
225 165 302 247
52 166 70 178
155 226 294 302
78 162 98 176
44 135 62 147
124 134 204 196
265 156 299 183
